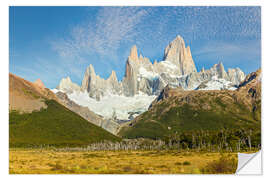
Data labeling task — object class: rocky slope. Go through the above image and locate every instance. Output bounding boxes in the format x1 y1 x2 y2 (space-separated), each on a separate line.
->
33 78 45 89
237 69 261 121
55 91 120 134
9 73 58 113
119 69 261 139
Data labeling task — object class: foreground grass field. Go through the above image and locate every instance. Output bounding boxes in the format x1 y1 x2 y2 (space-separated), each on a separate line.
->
9 149 240 174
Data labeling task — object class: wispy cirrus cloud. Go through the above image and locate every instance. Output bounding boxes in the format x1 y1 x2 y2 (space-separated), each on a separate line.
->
51 7 260 62
52 7 149 61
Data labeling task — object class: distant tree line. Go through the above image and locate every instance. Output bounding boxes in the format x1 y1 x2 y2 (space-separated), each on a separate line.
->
18 128 260 152
27 128 259 152
163 128 260 152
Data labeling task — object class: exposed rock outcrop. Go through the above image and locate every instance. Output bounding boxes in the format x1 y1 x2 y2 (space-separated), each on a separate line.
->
57 76 80 93
34 79 45 89
163 35 197 75
81 64 123 100
228 68 246 85
237 69 261 110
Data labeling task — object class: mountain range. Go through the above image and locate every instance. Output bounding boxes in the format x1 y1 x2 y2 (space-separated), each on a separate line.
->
57 35 245 98
53 35 246 130
9 35 261 146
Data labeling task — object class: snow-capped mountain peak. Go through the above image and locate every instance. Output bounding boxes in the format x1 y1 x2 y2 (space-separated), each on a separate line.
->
54 35 245 121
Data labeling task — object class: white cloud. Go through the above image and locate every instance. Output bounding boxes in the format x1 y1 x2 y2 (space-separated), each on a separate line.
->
51 7 260 62
52 7 148 61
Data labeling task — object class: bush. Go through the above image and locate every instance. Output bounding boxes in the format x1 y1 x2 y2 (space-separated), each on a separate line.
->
201 154 237 174
50 163 64 171
123 166 133 172
183 161 191 165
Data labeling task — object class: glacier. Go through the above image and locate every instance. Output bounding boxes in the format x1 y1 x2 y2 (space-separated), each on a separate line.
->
54 89 157 120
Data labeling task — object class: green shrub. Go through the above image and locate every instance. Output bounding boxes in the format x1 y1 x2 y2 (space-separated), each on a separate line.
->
174 162 182 166
183 161 191 165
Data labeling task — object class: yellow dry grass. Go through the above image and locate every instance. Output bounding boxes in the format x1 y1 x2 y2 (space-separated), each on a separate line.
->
9 149 238 174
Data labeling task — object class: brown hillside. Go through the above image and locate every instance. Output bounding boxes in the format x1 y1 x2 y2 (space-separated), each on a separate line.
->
9 73 58 113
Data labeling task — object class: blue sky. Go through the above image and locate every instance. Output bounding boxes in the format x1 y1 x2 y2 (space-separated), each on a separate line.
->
9 6 261 88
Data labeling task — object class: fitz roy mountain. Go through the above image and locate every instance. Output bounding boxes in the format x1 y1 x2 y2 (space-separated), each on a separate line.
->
53 35 246 130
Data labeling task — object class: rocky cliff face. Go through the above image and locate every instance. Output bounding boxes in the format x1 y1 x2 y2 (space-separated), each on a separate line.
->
177 62 244 90
163 35 197 75
57 76 80 93
81 64 123 100
33 79 45 89
228 68 246 85
237 69 261 121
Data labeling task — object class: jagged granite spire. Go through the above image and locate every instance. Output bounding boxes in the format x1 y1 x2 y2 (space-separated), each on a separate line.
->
108 70 118 82
81 64 96 92
228 68 245 85
129 45 138 60
163 35 197 75
57 76 80 93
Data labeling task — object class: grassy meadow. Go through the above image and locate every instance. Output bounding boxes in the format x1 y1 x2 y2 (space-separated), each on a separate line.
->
9 149 242 174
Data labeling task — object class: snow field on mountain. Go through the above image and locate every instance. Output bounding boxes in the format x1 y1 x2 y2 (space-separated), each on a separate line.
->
66 90 157 120
198 76 237 90
138 67 159 80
